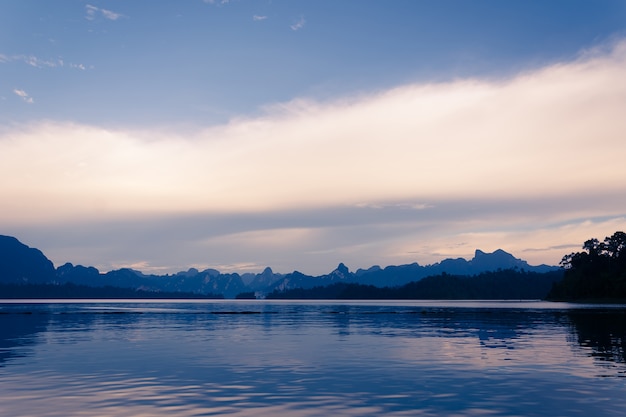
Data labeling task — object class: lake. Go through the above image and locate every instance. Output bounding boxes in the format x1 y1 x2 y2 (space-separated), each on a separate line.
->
1 300 625 416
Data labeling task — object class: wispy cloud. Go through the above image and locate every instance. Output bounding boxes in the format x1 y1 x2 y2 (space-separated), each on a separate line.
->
253 15 268 22
0 53 88 70
101 8 123 20
2 39 626 273
69 63 87 70
13 89 34 104
22 55 57 68
85 5 98 20
203 0 230 5
355 202 432 211
2 40 625 216
85 4 125 21
290 16 306 31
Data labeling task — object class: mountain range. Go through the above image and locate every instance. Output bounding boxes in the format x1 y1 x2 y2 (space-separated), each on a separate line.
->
0 234 559 298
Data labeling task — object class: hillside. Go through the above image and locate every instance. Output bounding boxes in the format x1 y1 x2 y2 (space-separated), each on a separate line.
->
0 234 560 299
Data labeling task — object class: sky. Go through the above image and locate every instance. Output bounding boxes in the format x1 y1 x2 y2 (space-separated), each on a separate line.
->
2 0 626 276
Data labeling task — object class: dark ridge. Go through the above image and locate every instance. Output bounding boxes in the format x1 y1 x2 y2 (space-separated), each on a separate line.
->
547 231 626 301
267 269 564 300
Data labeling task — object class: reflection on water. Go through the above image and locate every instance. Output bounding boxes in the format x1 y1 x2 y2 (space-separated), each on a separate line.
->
566 309 626 368
0 300 625 416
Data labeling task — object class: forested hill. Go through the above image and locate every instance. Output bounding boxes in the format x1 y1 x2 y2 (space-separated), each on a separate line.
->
266 269 564 300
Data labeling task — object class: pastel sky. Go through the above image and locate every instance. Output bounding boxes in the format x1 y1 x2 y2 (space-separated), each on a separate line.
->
2 1 626 275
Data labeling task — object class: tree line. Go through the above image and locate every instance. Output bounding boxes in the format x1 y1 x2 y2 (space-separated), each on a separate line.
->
264 232 626 302
547 231 626 300
266 269 564 300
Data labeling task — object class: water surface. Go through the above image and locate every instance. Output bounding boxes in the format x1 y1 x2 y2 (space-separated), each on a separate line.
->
1 300 625 416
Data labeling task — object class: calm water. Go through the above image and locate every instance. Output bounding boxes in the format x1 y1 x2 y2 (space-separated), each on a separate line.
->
1 300 625 417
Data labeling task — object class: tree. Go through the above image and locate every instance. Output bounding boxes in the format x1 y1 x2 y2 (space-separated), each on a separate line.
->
602 231 626 259
548 231 626 300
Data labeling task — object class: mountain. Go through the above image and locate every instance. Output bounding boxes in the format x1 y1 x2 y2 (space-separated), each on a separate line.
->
429 249 556 276
263 250 558 293
52 262 245 297
56 263 101 285
0 234 560 298
267 269 565 300
0 235 56 284
247 267 283 291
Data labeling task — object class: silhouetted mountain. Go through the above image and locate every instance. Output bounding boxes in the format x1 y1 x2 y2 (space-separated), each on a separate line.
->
0 235 560 299
355 265 382 276
56 263 101 285
99 268 246 298
0 235 55 284
332 263 351 279
354 262 424 287
247 267 283 291
267 269 564 300
425 249 556 276
265 250 558 293
266 263 357 293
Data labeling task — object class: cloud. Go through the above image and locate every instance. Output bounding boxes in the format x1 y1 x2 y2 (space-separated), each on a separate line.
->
13 89 34 104
85 4 125 21
253 15 268 21
16 55 58 68
25 56 52 68
290 16 306 31
2 40 625 216
101 9 123 21
0 53 87 70
203 0 230 5
2 39 626 273
7 201 626 274
85 5 97 20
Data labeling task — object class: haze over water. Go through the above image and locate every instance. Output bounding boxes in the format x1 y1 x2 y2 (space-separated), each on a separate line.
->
1 300 625 416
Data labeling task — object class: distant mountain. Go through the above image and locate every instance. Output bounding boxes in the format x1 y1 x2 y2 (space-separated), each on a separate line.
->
0 235 55 284
265 249 558 293
56 262 100 285
56 264 246 298
266 269 565 300
429 249 557 276
0 234 560 298
247 267 283 291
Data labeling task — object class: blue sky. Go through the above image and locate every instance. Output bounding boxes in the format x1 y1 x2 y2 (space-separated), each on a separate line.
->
4 0 625 125
2 1 626 275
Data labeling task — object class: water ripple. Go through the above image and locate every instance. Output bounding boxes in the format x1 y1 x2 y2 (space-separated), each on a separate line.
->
1 300 625 416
